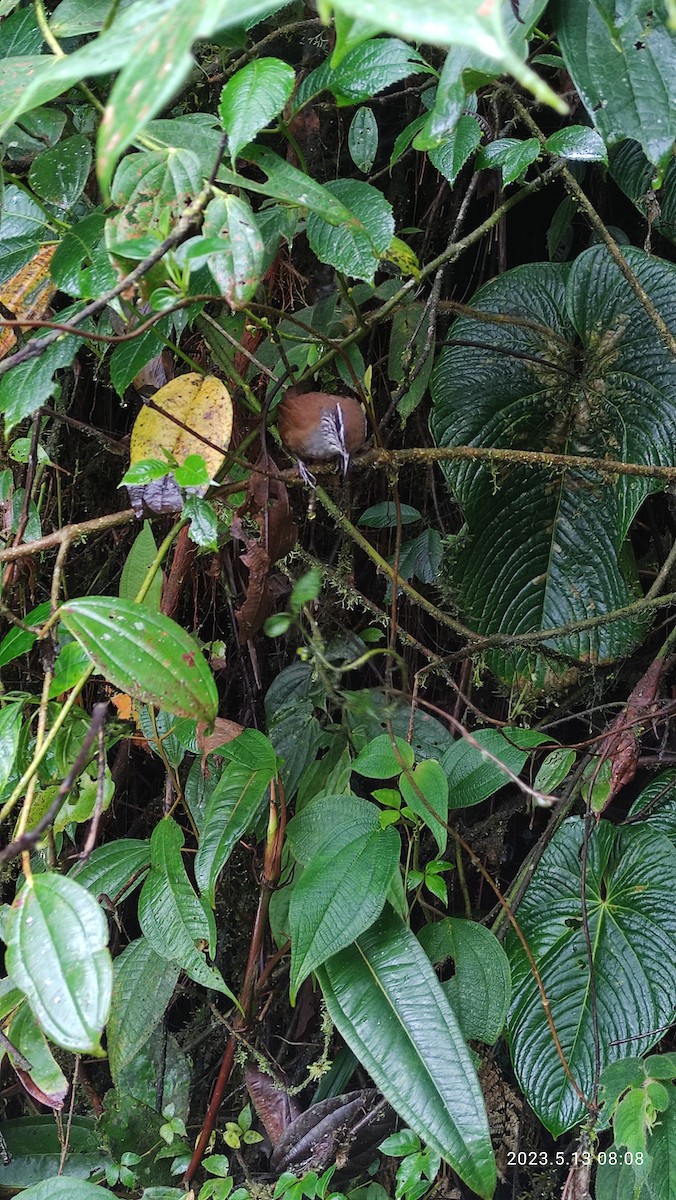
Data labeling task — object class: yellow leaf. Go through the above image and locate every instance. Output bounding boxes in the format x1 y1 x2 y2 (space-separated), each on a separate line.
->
130 373 233 479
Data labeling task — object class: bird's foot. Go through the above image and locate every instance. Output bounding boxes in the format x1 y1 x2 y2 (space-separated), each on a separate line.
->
297 459 317 487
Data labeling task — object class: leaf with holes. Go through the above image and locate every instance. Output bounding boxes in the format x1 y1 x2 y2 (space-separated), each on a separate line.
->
202 194 264 309
554 0 676 170
59 596 218 723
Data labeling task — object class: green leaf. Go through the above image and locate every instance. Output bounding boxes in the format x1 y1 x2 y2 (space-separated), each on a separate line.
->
352 733 414 779
286 794 382 863
325 0 565 114
314 37 429 105
7 1004 69 1107
69 838 151 902
194 730 276 906
0 186 50 286
306 178 394 282
183 495 219 551
399 759 448 853
0 702 24 793
544 125 608 163
609 140 676 249
59 596 218 723
107 937 180 1081
0 1114 108 1189
109 327 168 399
627 768 676 847
419 918 511 1045
17 1182 114 1200
218 145 358 226
427 114 482 184
0 328 84 433
138 817 232 995
395 530 443 586
202 194 264 309
5 874 112 1054
110 147 202 241
554 0 676 169
49 0 136 36
28 134 92 209
358 502 421 528
477 136 540 185
317 906 496 1198
119 522 162 610
430 246 676 687
0 602 51 668
506 818 676 1135
289 823 400 1002
96 0 223 193
348 106 378 173
219 56 295 163
533 747 576 793
442 729 541 808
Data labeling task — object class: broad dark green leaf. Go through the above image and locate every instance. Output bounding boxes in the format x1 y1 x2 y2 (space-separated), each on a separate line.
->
627 768 676 847
442 729 546 808
5 874 112 1054
298 37 429 108
419 918 511 1045
286 793 381 863
317 906 496 1198
59 596 218 723
138 818 231 995
69 838 151 903
289 822 400 1001
0 328 84 432
49 0 136 36
28 135 92 209
219 56 295 163
430 246 676 686
194 730 276 906
609 140 676 249
0 1116 108 1190
15 1181 113 1200
306 178 394 282
107 937 180 1081
0 186 50 286
554 0 676 169
506 818 676 1135
109 326 168 399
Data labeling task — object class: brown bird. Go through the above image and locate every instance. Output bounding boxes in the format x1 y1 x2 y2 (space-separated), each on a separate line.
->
277 389 367 484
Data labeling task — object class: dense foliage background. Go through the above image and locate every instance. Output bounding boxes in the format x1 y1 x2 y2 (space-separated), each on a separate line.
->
0 2 676 1198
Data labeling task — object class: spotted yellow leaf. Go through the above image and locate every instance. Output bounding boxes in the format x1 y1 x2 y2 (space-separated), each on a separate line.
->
129 373 233 480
